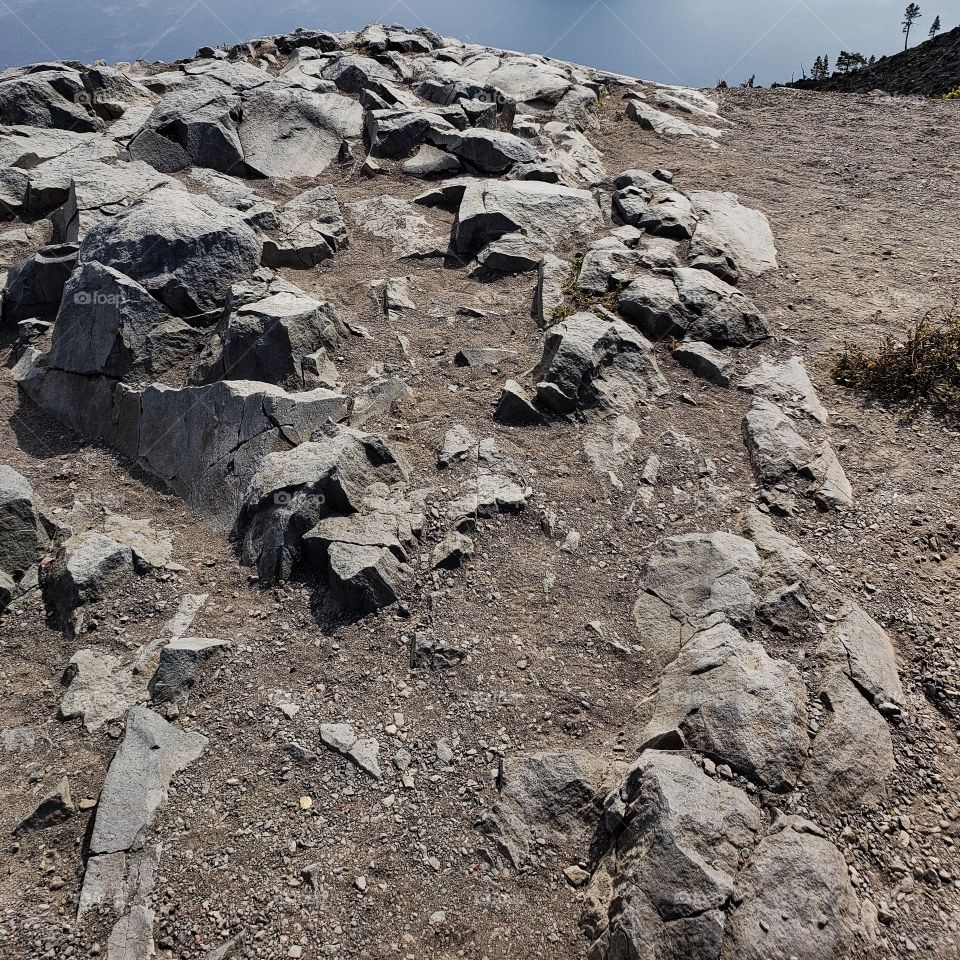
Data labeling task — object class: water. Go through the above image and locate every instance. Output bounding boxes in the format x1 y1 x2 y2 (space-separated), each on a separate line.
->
1 0 957 87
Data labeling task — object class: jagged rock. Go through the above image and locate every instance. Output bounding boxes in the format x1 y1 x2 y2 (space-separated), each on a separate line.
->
82 65 157 120
148 637 229 705
47 261 203 382
432 531 473 570
192 283 348 392
723 817 860 960
739 356 827 423
319 722 382 778
818 602 904 713
446 441 531 530
350 371 413 427
583 414 641 480
554 85 599 131
59 648 144 731
583 752 762 959
626 97 721 140
576 238 646 294
673 340 733 386
239 85 363 178
452 180 601 255
742 399 813 484
803 672 895 810
402 143 461 177
50 160 179 242
619 268 770 346
0 164 29 215
480 750 610 867
532 311 668 415
806 441 853 509
641 622 809 791
126 81 244 173
476 233 543 272
42 531 135 628
14 776 74 832
0 68 100 132
533 253 572 327
613 181 697 240
88 706 206 856
439 127 538 174
689 190 778 281
261 185 347 268
494 379 545 425
0 464 57 590
76 187 262 320
437 424 476 468
183 168 277 229
1 243 78 325
325 541 409 613
364 108 455 158
320 54 397 95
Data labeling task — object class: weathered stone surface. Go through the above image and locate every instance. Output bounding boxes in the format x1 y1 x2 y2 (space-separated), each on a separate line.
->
445 439 531 529
14 776 74 832
533 253 572 327
584 752 762 960
364 108 456 158
440 127 538 174
641 623 809 791
42 531 135 628
60 648 143 731
77 187 262 319
1 243 78 325
532 312 667 415
626 97 721 140
739 356 827 423
148 637 229 705
576 238 645 294
723 817 860 960
0 464 56 590
239 85 362 178
89 706 205 860
480 750 610 867
453 180 601 255
454 346 518 368
583 414 641 481
673 340 733 386
48 261 202 382
806 441 853 509
432 530 473 569
437 424 476 469
689 190 778 281
349 194 448 258
742 399 813 484
0 69 100 132
401 143 461 178
614 183 697 240
494 379 545 425
475 232 543 273
319 722 382 777
320 54 397 95
82 65 157 120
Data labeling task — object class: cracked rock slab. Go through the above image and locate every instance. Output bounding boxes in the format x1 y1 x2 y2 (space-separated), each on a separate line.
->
319 722 382 778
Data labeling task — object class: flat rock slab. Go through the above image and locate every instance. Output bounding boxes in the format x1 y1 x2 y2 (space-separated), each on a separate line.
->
319 722 382 778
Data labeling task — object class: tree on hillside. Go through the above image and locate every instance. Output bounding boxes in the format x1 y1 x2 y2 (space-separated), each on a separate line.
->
811 55 825 80
903 4 922 49
929 15 942 38
836 50 868 74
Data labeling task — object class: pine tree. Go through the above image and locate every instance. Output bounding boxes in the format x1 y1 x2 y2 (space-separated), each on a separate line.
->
903 4 922 49
929 15 942 38
812 55 824 80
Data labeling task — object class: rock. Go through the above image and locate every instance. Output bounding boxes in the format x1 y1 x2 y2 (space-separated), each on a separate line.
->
0 68 100 132
641 622 809 791
88 707 206 856
476 233 543 273
402 144 461 178
82 65 157 120
239 85 363 178
803 672 895 810
0 165 29 215
126 81 244 173
42 531 135 628
14 776 74 832
584 752 762 959
437 424 476 468
148 637 229 705
47 261 202 382
689 190 778 281
576 238 645 294
440 127 538 174
59 649 144 732
105 905 155 960
432 531 473 570
76 187 262 320
619 268 770 347
349 194 448 259
739 356 827 423
742 400 813 484
533 253 572 327
0 464 57 592
452 180 601 255
262 185 348 269
319 722 382 778
1 243 78 325
724 817 860 960
613 182 697 240
446 441 531 529
320 54 398 95
583 414 641 479
480 750 610 867
350 372 413 427
672 340 733 386
493 379 545 426
454 347 518 367
818 602 904 712
626 97 721 140
364 108 455 158
554 85 599 131
192 284 348 392
805 441 853 509
532 312 668 415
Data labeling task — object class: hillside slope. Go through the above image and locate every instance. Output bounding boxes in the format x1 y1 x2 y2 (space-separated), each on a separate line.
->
792 23 960 95
1 23 959 960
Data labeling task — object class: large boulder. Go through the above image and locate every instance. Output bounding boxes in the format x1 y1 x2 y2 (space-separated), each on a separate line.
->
76 187 262 320
239 85 363 178
641 622 809 791
439 127 539 174
0 69 100 131
532 311 668 415
82 65 157 120
47 261 202 382
364 108 456 158
689 190 778 282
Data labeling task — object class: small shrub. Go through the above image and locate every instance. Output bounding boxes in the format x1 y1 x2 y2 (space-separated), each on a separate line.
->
834 304 960 413
940 86 960 100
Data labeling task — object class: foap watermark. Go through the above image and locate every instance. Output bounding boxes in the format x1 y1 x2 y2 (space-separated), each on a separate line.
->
73 291 121 306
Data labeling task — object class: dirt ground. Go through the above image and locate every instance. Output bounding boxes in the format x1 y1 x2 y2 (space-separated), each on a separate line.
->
1 86 960 959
